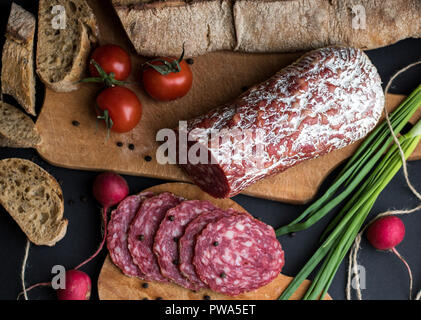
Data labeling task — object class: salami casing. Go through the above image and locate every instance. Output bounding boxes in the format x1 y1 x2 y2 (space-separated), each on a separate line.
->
193 215 285 296
178 47 384 198
179 209 236 289
107 192 154 278
153 200 217 290
128 192 183 282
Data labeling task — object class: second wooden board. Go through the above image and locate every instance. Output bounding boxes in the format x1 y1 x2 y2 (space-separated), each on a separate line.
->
35 0 421 204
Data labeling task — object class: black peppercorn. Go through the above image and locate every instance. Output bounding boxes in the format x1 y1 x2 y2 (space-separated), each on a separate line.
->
168 215 175 221
138 234 145 241
186 58 194 65
173 259 179 265
156 297 163 300
72 120 80 127
142 297 148 300
142 282 149 289
220 272 226 279
128 144 135 150
203 295 211 300
116 142 123 147
144 155 152 162
213 241 219 247
173 237 178 242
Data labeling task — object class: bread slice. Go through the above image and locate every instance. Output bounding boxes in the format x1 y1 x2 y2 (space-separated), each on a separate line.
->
112 0 235 57
0 158 67 246
36 0 99 92
0 102 41 148
1 3 36 115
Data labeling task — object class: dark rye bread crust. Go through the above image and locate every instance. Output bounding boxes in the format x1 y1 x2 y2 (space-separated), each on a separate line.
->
112 0 421 57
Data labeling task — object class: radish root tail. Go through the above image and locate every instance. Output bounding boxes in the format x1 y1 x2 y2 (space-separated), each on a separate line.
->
75 207 109 271
391 247 413 300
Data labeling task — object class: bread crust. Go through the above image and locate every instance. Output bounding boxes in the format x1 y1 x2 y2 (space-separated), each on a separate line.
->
1 3 36 115
113 0 421 57
113 0 236 57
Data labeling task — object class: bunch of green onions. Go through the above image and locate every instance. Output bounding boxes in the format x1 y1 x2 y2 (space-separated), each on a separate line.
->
277 85 421 300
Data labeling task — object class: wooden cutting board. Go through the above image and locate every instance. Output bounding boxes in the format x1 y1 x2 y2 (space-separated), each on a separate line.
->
35 0 421 204
98 182 331 300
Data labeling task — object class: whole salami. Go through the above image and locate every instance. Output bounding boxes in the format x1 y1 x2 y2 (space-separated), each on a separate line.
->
179 209 236 289
153 200 217 290
107 192 154 278
193 214 285 296
128 192 183 282
177 47 384 198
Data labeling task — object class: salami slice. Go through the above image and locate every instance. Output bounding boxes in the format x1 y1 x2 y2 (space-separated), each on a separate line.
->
128 192 183 282
107 192 154 278
193 214 285 296
153 200 217 290
179 209 235 289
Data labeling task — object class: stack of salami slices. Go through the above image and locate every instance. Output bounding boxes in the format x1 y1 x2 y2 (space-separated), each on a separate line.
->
107 191 285 296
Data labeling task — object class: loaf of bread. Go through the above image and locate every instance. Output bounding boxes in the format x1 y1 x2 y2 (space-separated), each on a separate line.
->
112 0 421 57
0 158 67 246
36 0 99 92
0 102 41 148
1 3 36 115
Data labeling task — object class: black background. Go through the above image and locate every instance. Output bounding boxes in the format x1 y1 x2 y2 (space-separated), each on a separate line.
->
1 0 421 301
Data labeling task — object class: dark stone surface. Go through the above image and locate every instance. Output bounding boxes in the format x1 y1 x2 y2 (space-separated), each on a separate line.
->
1 0 421 300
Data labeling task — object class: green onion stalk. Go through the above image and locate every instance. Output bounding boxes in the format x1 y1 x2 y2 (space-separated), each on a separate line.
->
277 85 421 300
276 85 421 236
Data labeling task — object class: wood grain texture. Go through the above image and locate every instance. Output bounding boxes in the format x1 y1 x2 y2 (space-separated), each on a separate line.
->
35 0 421 204
98 182 331 300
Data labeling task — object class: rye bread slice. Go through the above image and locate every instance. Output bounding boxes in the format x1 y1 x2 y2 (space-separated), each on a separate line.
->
0 158 68 246
1 3 37 115
36 0 99 92
0 102 41 148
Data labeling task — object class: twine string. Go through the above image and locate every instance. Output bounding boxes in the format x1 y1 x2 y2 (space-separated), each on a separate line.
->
20 240 30 301
347 61 421 300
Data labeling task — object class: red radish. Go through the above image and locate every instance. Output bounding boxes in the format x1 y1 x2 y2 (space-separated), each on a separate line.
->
75 172 129 270
366 216 413 299
57 270 91 300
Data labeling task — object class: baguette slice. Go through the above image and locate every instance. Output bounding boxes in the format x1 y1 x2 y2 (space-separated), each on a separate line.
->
1 3 36 115
36 0 99 92
0 158 68 246
112 0 235 57
0 102 41 148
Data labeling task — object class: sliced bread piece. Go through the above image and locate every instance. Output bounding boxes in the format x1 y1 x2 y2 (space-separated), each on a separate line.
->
0 102 41 148
112 0 235 57
36 0 99 92
1 3 37 115
0 158 67 246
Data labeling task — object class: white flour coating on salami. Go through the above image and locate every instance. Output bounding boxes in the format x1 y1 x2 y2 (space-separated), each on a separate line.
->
107 192 154 278
179 209 238 289
128 192 183 282
193 215 285 296
179 47 384 198
153 200 217 290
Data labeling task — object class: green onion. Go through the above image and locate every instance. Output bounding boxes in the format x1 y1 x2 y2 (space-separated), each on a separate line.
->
276 85 421 236
278 85 421 300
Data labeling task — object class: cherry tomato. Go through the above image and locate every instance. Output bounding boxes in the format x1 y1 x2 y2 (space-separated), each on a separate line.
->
90 45 131 81
96 86 142 133
142 58 193 101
